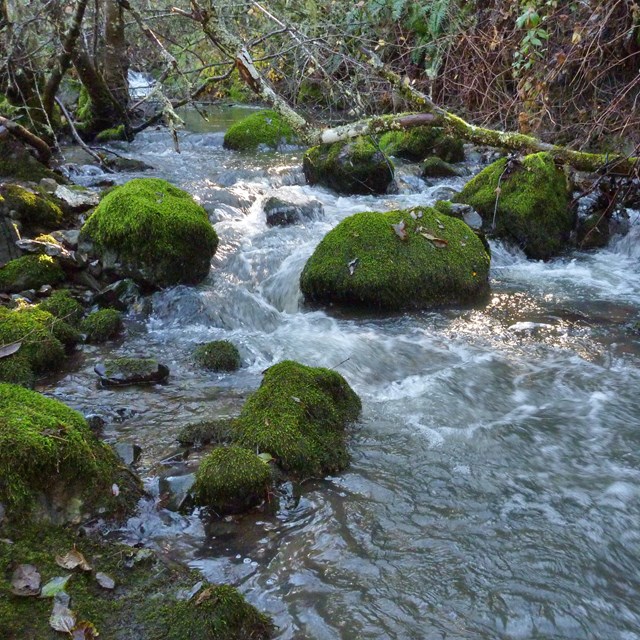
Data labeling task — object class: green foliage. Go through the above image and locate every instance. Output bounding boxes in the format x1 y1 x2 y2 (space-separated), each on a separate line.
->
513 4 550 75
300 207 490 310
455 152 573 259
223 110 297 151
79 178 218 288
0 384 126 519
193 340 241 372
193 446 272 514
0 254 64 293
235 360 361 477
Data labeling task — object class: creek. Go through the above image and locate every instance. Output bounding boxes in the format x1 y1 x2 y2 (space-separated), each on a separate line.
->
50 107 640 639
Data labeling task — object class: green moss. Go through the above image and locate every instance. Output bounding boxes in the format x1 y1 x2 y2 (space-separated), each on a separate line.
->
79 178 218 288
194 340 241 372
0 254 64 293
76 85 93 124
455 152 574 259
0 384 135 520
303 137 394 195
223 110 297 151
81 309 123 343
103 358 158 379
38 289 84 326
422 156 463 178
235 361 361 477
0 137 60 183
379 126 464 163
193 446 272 514
0 523 273 640
433 200 454 216
0 305 79 385
0 352 35 388
177 419 236 447
300 207 490 310
0 184 63 231
95 124 126 142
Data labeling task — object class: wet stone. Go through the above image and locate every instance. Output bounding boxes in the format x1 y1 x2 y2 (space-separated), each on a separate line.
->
95 358 170 387
263 195 324 227
93 279 143 311
113 442 143 466
159 473 196 512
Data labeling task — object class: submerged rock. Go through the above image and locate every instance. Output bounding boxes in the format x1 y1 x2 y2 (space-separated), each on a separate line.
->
0 384 140 523
193 446 271 515
95 358 169 387
300 206 490 310
223 110 297 151
263 195 323 227
235 360 361 477
193 340 241 372
303 137 394 195
422 156 465 178
455 152 574 259
79 178 218 288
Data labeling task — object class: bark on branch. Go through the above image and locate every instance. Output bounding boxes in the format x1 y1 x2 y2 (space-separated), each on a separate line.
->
0 116 52 164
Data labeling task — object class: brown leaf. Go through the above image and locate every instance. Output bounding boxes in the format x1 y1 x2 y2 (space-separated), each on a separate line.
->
0 342 21 359
71 621 99 639
50 594 76 633
195 587 213 606
391 220 409 241
55 548 92 572
11 564 41 596
95 572 115 590
419 232 448 248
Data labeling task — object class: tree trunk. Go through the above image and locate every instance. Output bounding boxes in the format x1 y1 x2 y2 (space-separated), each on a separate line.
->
101 0 129 108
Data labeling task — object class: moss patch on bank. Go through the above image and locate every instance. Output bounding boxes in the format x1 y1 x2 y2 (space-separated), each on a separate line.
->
0 523 274 640
300 207 490 310
235 361 361 477
455 152 573 259
81 309 123 343
0 254 64 293
223 110 297 151
38 290 84 326
79 178 218 288
0 184 63 232
379 126 464 163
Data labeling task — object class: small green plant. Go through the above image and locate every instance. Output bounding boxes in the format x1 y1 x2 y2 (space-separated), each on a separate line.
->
513 4 550 76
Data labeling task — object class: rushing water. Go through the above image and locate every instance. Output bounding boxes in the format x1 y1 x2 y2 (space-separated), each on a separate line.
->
50 108 640 639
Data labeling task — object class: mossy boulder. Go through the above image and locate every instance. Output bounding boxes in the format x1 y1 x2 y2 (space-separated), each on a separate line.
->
422 156 464 178
0 254 65 293
454 152 574 259
95 124 127 142
79 178 218 288
223 110 297 151
95 358 169 387
194 340 241 372
81 309 123 343
0 304 80 382
0 523 273 639
379 126 465 163
0 184 63 233
235 361 361 477
303 137 394 195
300 207 490 310
0 384 139 522
38 289 84 326
193 446 272 514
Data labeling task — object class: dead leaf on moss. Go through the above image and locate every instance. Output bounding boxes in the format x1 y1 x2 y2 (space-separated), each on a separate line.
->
419 231 448 248
11 564 41 596
195 587 213 606
49 593 76 633
391 220 408 241
95 572 115 590
55 548 92 572
0 341 21 359
71 621 99 639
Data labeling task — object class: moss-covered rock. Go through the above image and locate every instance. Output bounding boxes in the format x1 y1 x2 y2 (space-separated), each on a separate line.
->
422 156 464 178
0 184 63 232
379 126 465 163
223 110 297 151
0 384 139 522
303 137 394 195
0 136 60 183
0 523 273 640
235 361 361 477
0 305 80 386
193 446 272 514
79 178 218 288
81 308 123 343
454 152 574 259
95 124 127 142
177 419 235 447
194 340 241 372
38 289 84 326
300 207 490 310
0 254 65 293
95 358 169 387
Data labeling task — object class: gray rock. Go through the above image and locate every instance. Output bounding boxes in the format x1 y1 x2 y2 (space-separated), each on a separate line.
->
53 185 99 213
95 358 170 387
263 195 324 227
0 214 21 266
51 229 80 249
113 442 142 466
93 278 143 311
159 473 196 512
40 178 59 194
